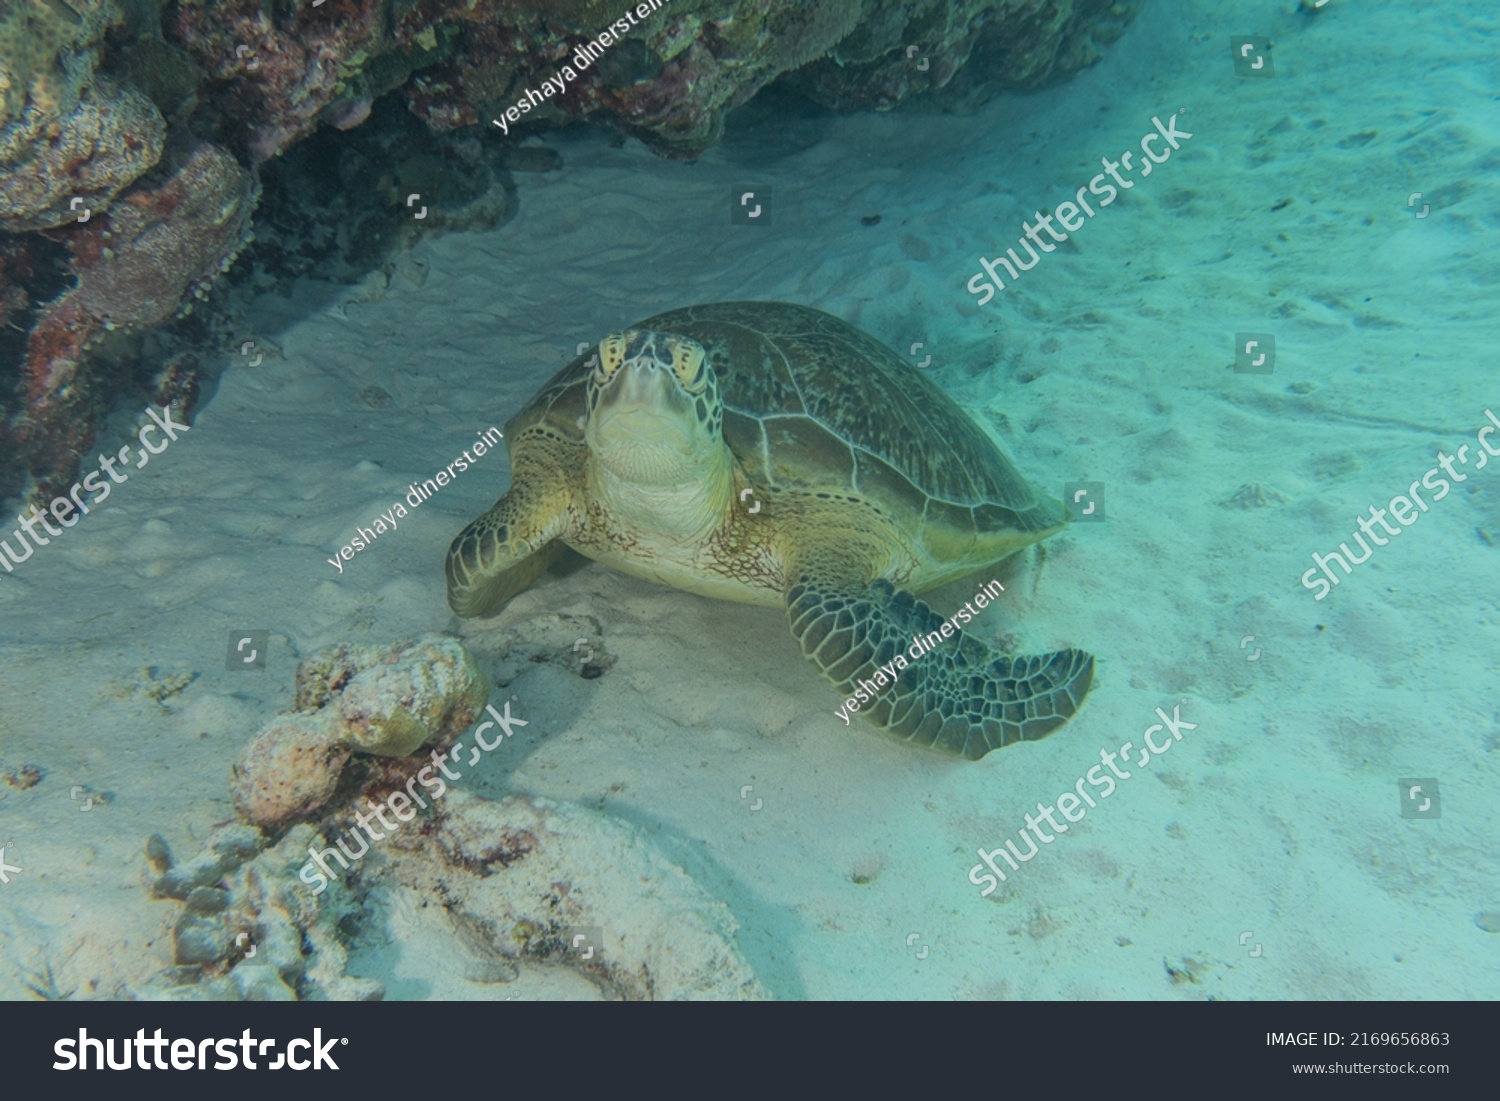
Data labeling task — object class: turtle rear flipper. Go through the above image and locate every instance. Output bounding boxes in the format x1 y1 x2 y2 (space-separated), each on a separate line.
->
786 569 1094 761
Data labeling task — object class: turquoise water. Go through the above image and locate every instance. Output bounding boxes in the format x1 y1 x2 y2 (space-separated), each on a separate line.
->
1 0 1496 1001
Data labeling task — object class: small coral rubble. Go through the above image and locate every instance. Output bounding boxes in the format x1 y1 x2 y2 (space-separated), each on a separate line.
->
141 823 382 1001
147 632 763 1000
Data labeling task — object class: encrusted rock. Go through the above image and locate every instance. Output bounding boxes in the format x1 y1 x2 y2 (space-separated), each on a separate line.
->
231 710 351 830
233 636 488 827
335 636 489 757
150 823 265 900
68 140 257 328
293 642 381 712
15 139 257 499
0 77 167 231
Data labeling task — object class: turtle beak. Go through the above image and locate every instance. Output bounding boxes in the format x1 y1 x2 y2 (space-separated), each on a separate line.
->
590 333 697 430
609 358 689 410
588 358 700 459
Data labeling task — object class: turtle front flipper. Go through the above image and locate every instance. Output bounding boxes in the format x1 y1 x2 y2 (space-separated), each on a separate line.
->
785 561 1094 760
446 461 572 618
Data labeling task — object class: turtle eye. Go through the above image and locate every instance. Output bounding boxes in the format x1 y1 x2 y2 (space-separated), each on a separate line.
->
595 335 626 384
668 337 708 394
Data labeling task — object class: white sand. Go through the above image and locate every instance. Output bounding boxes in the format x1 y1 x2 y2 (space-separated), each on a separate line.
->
2 0 1497 1000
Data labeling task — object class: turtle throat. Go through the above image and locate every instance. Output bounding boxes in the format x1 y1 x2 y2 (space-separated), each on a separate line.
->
584 410 733 541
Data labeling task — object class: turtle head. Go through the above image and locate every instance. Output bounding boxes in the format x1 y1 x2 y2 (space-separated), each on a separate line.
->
583 329 726 487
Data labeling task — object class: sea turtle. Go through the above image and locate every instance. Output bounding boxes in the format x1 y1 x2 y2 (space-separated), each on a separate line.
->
446 301 1093 760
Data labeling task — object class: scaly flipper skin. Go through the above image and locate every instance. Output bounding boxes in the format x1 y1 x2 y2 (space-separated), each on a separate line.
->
783 529 1093 760
445 433 577 618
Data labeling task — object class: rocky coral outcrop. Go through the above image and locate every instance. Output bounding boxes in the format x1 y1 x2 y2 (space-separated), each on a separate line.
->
0 0 172 236
787 0 1141 112
0 76 166 233
2 0 1139 498
171 0 391 164
143 633 762 1000
13 138 256 498
231 634 489 829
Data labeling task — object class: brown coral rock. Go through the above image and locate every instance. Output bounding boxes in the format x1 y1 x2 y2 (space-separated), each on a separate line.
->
0 0 95 127
0 76 167 232
11 138 256 500
231 711 352 830
335 636 490 757
18 138 254 427
228 635 491 834
69 139 256 328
